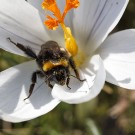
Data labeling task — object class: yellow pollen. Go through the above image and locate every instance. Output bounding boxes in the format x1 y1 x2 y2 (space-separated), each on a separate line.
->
42 0 80 57
74 50 86 67
61 24 78 56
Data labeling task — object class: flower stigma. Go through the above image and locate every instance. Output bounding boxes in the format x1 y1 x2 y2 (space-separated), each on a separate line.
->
42 0 86 67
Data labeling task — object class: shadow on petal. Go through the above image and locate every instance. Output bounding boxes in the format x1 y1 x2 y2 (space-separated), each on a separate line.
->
0 61 60 122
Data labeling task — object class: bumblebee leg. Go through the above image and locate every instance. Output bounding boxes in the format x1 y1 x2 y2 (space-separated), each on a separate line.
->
7 37 37 59
44 75 53 89
66 77 71 89
65 67 71 89
46 81 53 89
24 71 43 100
69 57 85 82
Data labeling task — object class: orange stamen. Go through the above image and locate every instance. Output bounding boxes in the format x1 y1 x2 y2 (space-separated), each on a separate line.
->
45 16 59 30
42 0 80 29
62 0 80 19
42 0 55 9
42 0 62 21
42 0 80 56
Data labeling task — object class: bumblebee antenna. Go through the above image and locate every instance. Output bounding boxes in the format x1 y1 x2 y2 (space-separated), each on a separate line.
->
45 75 52 82
70 74 86 82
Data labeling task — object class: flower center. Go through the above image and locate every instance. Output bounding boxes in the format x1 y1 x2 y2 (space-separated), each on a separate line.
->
42 0 86 67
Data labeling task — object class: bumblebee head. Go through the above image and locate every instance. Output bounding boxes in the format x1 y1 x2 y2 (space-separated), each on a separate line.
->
53 66 68 86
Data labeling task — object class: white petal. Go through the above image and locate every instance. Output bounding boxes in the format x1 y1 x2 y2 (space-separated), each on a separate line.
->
73 0 129 54
0 0 51 55
52 55 106 104
0 61 60 122
0 0 49 43
25 0 65 47
26 0 72 28
25 0 44 14
98 29 135 89
58 0 74 28
0 27 40 56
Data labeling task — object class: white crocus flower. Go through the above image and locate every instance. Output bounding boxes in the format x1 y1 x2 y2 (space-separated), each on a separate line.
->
0 0 134 123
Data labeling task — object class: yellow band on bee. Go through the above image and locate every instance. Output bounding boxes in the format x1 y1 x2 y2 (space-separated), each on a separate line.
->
43 59 68 71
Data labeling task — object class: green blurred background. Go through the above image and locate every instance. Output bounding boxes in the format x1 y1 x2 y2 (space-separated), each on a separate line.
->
0 1 135 135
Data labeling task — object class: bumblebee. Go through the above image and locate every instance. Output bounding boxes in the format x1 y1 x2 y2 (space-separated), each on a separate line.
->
8 38 84 100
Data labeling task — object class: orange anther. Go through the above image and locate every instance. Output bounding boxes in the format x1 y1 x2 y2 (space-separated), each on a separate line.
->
42 0 80 56
45 16 59 30
42 0 62 22
62 0 80 19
